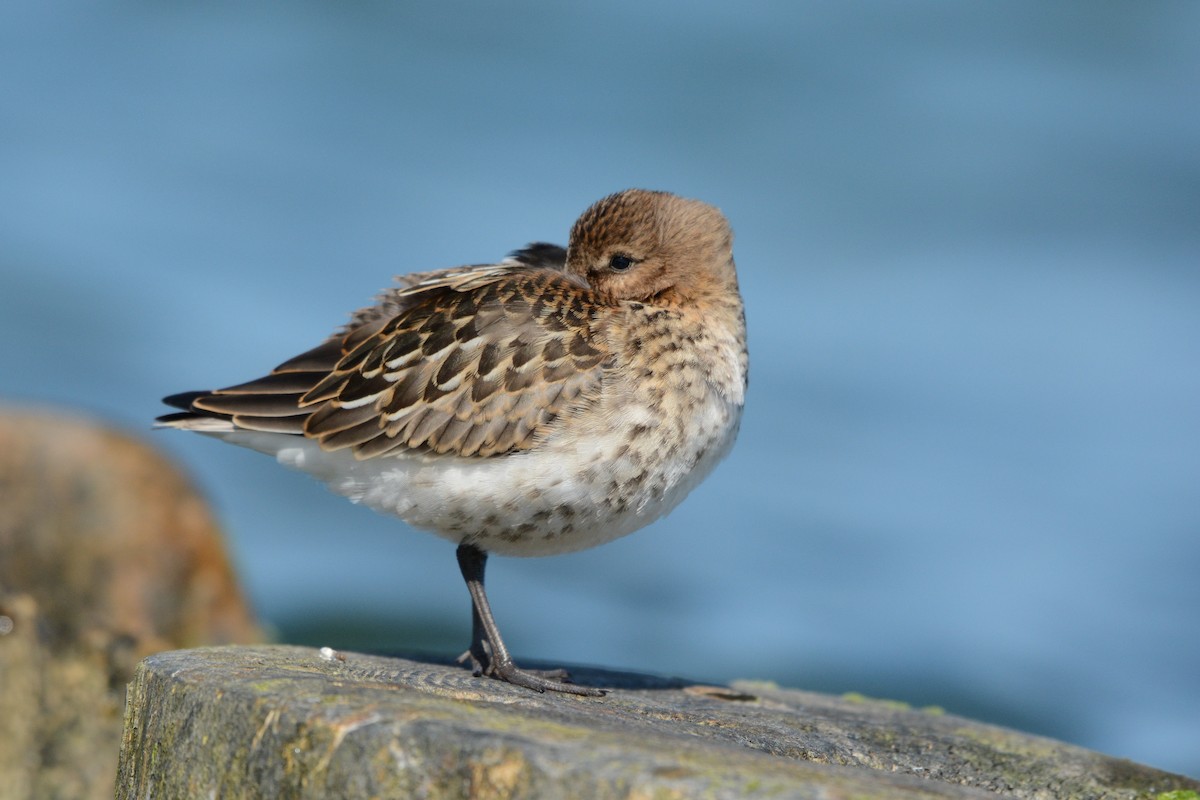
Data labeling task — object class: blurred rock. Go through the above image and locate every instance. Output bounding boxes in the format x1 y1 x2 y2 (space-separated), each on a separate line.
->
0 407 263 800
116 646 1200 799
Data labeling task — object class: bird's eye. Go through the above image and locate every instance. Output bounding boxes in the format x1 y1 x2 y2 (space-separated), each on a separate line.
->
608 254 635 272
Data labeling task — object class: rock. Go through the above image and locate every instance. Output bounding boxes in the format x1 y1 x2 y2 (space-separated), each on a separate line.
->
0 408 263 800
116 645 1200 799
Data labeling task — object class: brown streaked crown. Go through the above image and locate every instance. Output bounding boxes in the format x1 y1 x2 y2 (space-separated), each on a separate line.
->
565 189 736 306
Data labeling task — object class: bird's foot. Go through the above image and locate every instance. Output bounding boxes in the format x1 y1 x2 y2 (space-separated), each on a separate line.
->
456 646 488 676
488 657 605 696
456 648 603 696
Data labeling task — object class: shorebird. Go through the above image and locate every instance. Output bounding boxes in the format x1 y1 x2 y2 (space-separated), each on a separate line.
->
158 189 748 695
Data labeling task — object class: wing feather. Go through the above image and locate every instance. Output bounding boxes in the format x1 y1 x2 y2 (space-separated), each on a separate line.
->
160 259 610 461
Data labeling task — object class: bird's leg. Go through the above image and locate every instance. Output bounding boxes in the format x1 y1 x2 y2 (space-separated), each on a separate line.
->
454 543 604 696
457 591 491 676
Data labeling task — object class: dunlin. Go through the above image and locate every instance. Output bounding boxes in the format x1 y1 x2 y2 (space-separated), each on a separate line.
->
159 189 748 695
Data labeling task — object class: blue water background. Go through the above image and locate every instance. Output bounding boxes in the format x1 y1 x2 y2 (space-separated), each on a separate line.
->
2 2 1197 776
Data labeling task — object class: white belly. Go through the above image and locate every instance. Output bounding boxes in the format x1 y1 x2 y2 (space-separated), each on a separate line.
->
212 388 741 557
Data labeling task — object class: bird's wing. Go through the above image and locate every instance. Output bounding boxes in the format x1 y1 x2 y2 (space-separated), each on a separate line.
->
337 242 568 333
164 260 613 459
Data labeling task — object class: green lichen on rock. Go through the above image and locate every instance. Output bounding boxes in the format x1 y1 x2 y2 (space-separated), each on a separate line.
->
840 690 943 715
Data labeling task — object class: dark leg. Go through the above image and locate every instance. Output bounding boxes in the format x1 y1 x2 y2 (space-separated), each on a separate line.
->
455 590 490 676
455 543 603 696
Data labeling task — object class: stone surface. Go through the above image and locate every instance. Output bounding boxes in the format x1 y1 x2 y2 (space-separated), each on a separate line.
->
117 645 1199 799
0 408 263 800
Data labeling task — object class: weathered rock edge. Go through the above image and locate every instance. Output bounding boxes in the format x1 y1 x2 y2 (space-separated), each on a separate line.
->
115 645 1197 799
